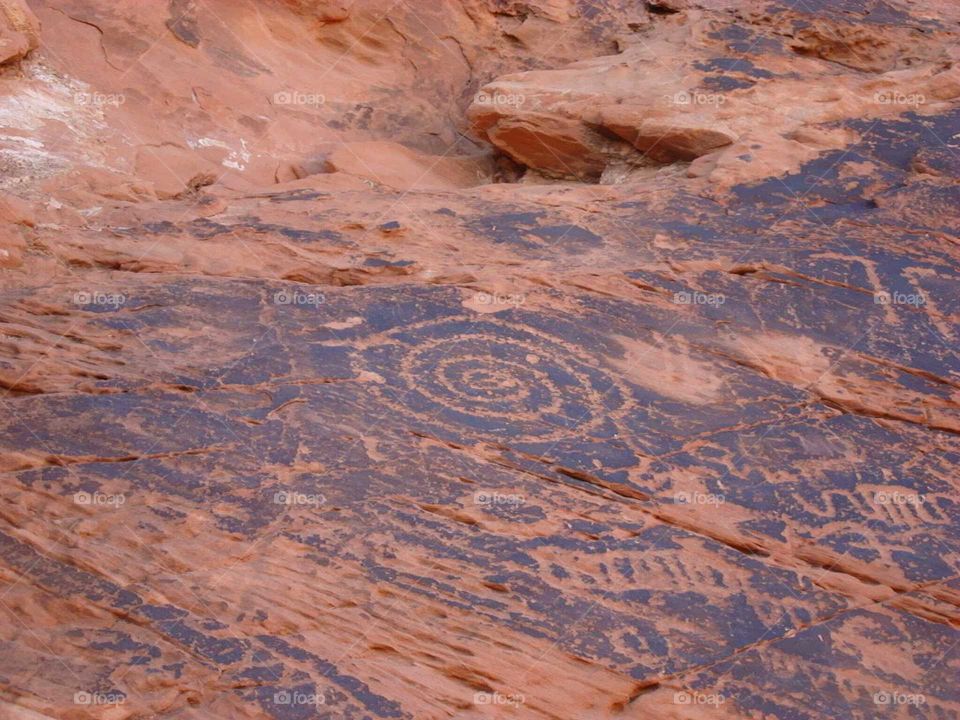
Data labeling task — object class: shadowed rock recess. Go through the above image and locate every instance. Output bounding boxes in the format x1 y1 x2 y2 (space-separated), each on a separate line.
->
1 0 959 717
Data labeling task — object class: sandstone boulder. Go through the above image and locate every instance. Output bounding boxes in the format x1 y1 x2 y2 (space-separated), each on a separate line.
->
484 113 616 180
597 106 736 162
0 0 39 65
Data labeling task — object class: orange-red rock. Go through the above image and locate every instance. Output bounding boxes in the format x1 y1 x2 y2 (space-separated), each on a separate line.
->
0 0 39 65
0 2 958 719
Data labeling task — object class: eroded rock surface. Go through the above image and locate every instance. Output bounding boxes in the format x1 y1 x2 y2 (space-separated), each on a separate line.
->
469 1 960 184
0 1 958 719
0 0 39 66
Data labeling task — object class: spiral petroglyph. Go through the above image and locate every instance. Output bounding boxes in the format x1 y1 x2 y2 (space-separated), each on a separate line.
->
363 316 633 443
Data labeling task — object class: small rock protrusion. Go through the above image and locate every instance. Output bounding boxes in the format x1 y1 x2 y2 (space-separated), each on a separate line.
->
0 0 41 66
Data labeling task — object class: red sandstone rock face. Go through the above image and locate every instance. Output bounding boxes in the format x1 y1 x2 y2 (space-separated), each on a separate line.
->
468 2 960 184
1 1 959 719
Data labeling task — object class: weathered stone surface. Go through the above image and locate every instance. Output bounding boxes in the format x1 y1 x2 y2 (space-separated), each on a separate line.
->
281 0 351 23
0 0 39 65
597 107 736 162
317 141 497 191
0 1 958 719
468 1 960 184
